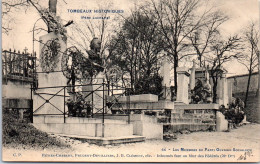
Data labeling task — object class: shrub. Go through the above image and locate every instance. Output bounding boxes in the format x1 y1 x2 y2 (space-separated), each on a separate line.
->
134 74 163 95
2 109 70 150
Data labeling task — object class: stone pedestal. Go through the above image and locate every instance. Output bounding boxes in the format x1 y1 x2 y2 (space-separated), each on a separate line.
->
33 32 68 120
159 57 171 100
189 60 196 90
82 73 106 114
216 111 228 131
176 67 190 104
222 73 229 107
217 73 228 107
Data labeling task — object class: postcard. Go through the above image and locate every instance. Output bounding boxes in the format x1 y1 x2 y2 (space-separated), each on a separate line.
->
1 0 260 162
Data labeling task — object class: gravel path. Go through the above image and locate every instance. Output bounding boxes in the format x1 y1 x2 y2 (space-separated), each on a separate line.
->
2 123 260 162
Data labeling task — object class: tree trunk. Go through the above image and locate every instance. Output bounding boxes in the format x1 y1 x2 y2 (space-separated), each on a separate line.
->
211 74 218 103
173 56 178 94
244 70 252 107
212 82 218 103
130 46 134 92
245 44 255 107
199 55 202 67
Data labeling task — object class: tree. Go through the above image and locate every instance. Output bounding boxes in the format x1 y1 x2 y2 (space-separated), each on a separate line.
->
187 10 229 66
109 8 164 93
206 35 243 103
67 3 115 55
151 0 210 92
238 22 259 107
2 0 34 34
2 0 63 35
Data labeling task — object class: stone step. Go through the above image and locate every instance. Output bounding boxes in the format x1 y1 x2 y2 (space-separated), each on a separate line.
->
171 113 182 119
171 118 202 124
164 123 216 133
171 109 185 114
53 134 146 146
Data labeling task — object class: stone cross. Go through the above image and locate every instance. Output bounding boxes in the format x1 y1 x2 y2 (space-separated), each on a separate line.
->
49 0 57 14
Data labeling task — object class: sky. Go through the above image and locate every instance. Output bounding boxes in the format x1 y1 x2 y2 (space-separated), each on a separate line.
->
1 0 260 76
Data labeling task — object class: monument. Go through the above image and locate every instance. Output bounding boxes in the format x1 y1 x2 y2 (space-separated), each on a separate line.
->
82 38 106 115
190 65 212 104
159 56 171 100
175 67 190 104
33 0 68 122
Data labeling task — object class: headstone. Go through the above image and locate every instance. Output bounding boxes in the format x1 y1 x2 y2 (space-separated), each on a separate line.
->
159 57 171 100
33 32 68 120
189 60 196 90
176 67 190 104
221 73 229 107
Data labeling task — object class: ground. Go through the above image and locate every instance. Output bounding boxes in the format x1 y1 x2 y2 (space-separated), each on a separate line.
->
2 123 260 162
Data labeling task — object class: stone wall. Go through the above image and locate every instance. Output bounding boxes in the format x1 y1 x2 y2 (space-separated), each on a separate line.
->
227 72 259 94
166 104 221 133
232 92 260 123
93 114 163 139
182 109 216 124
2 80 31 100
2 80 32 110
227 72 259 123
33 122 133 137
2 99 31 109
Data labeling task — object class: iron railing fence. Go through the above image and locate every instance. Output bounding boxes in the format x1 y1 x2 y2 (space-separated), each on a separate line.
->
31 80 132 123
2 49 37 83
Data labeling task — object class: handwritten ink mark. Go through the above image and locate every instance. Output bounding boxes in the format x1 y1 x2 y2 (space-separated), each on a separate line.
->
237 150 253 161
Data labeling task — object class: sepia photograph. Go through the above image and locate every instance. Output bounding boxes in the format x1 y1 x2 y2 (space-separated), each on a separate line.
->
1 0 260 162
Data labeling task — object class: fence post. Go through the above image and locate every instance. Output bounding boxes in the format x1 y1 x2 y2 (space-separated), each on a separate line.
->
92 88 94 118
4 51 8 84
64 86 66 123
107 80 110 96
111 81 114 96
30 83 33 123
102 79 105 137
127 88 130 124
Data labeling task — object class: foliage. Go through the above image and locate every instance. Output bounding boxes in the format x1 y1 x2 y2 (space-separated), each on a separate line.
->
238 22 259 74
40 38 61 72
187 10 229 66
2 0 33 34
206 35 243 102
221 108 245 125
2 109 70 150
134 74 163 95
66 92 92 117
151 0 205 90
237 22 259 107
39 8 67 41
109 8 164 91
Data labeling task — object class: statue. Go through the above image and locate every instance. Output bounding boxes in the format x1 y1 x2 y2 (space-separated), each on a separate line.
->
191 78 212 104
86 38 104 76
44 0 72 38
201 78 212 102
